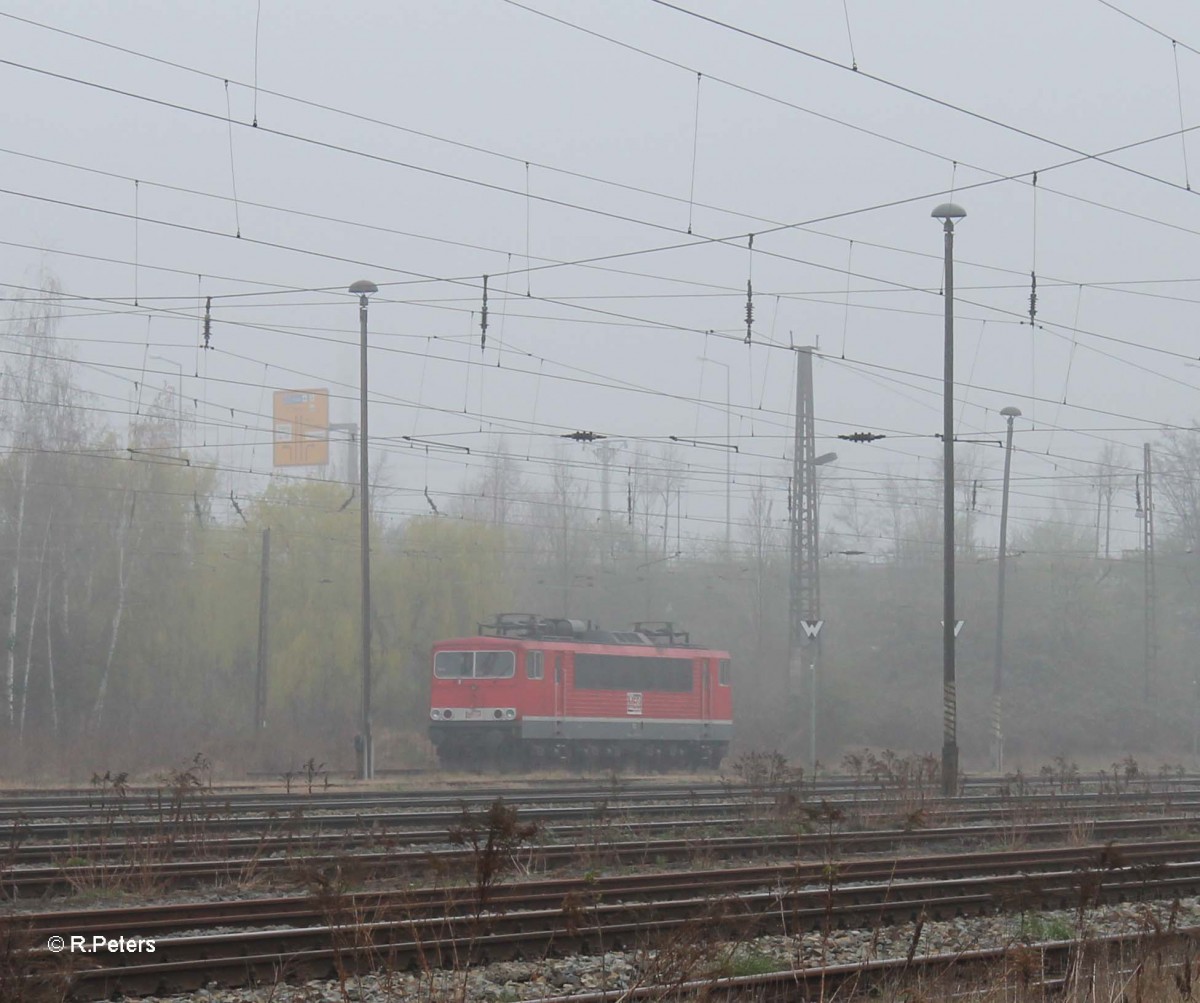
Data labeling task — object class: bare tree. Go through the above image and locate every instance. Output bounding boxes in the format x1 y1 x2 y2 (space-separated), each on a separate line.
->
743 476 782 651
460 437 525 526
656 445 685 556
1152 430 1200 552
527 448 594 614
0 282 80 733
1088 442 1126 558
90 490 139 728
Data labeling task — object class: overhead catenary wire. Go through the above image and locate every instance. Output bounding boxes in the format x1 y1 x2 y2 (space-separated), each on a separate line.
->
1046 285 1086 456
644 0 1200 199
1174 40 1192 190
251 0 262 128
687 71 702 234
1029 172 1038 430
223 80 243 239
5 257 1198 464
841 0 858 71
0 343 1161 563
132 179 139 308
0 281 1161 551
9 211 1200 482
7 5 1200 556
12 0 1200 285
744 234 754 344
13 29 1200 306
9 53 1200 351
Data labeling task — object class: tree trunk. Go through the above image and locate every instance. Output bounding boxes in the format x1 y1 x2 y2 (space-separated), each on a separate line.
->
91 492 134 728
46 561 57 736
18 518 50 737
5 453 29 729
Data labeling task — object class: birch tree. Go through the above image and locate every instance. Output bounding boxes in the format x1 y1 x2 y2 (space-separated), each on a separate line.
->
0 282 81 736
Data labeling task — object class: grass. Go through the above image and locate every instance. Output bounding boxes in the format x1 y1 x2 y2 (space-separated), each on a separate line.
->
723 947 785 976
1020 910 1077 942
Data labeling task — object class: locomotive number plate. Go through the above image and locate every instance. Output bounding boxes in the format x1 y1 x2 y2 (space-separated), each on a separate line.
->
466 709 482 719
626 692 643 716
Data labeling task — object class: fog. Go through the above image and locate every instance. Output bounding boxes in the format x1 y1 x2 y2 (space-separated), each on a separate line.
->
2 1 1199 776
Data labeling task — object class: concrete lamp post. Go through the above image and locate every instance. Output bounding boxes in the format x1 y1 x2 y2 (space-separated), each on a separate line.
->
932 201 965 796
349 279 378 780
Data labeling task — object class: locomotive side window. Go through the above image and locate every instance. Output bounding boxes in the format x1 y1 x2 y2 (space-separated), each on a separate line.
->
434 651 473 679
574 654 692 693
719 659 731 686
434 650 515 679
526 651 544 680
475 651 516 678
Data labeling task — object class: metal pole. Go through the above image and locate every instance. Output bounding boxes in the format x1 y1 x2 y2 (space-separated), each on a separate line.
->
349 280 378 780
360 294 373 780
255 527 270 732
598 442 611 535
1194 677 1200 765
788 349 817 706
808 455 830 775
724 365 731 553
933 203 964 797
1143 443 1156 702
788 348 835 767
809 657 817 772
992 407 1019 774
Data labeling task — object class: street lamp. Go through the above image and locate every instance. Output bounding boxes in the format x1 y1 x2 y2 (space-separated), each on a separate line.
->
149 355 184 454
932 201 965 796
349 278 378 780
992 405 1021 774
697 357 731 552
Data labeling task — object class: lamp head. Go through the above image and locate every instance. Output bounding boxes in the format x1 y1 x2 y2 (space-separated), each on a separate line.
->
931 202 966 221
1000 406 1022 418
349 279 378 296
813 452 838 466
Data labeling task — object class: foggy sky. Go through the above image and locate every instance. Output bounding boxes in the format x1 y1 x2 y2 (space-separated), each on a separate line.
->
3 0 1199 558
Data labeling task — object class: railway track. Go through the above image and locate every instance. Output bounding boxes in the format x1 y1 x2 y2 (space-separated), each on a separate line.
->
11 838 1200 939
3 794 1195 869
12 838 1200 998
3 787 1194 849
5 777 1200 998
529 929 1198 1003
0 773 1193 822
6 811 1200 899
3 812 1199 899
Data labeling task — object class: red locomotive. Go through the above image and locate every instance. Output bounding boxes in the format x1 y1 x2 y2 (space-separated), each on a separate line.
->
428 614 733 769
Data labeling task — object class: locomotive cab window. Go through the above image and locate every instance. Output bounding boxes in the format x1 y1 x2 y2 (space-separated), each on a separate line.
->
475 651 515 678
434 651 473 679
526 651 544 680
718 659 731 686
435 650 516 679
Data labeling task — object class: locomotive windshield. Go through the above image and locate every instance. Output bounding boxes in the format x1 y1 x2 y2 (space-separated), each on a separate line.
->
434 650 516 679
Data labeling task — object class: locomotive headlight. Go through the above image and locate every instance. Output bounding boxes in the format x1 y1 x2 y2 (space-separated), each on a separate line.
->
443 709 453 719
493 709 503 719
430 709 440 720
505 708 516 719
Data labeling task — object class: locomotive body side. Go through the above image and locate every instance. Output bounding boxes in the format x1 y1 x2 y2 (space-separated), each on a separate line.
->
429 622 732 768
